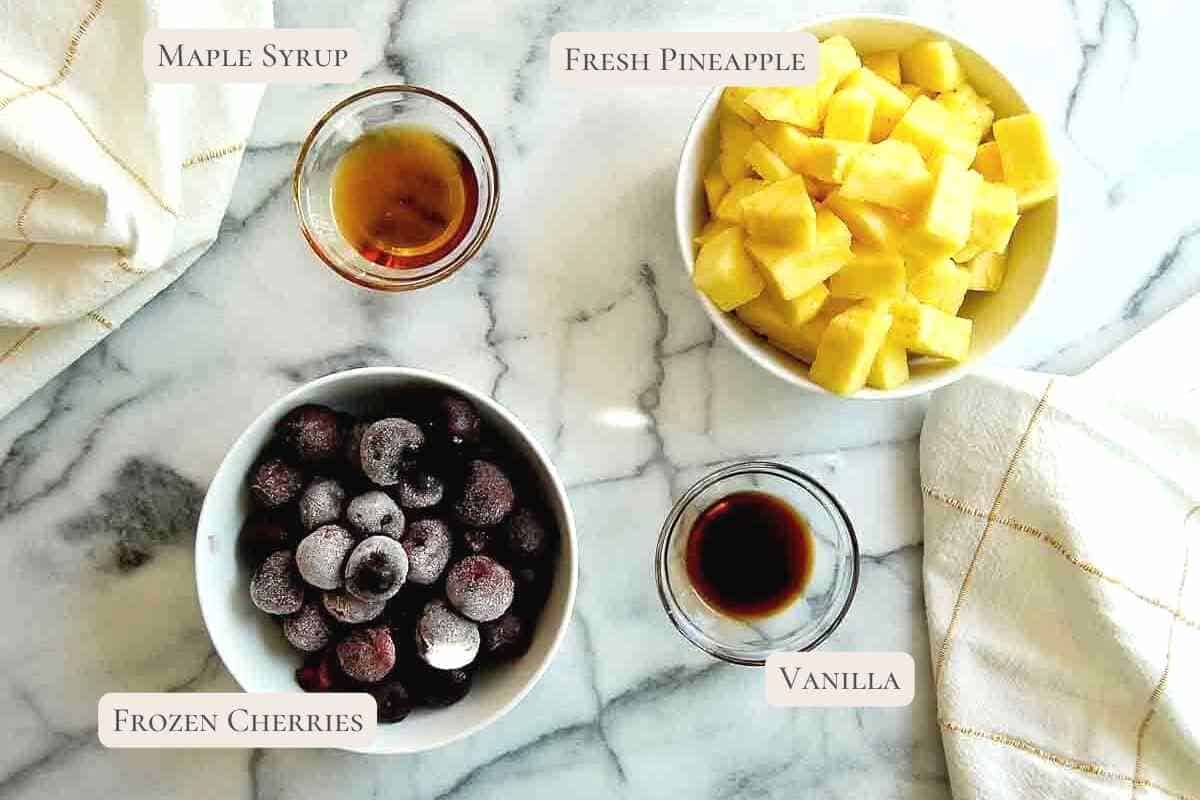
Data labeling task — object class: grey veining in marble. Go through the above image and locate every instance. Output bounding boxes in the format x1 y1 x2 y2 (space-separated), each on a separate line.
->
1 0 1198 797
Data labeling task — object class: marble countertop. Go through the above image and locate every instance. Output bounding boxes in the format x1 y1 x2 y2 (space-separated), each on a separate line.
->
1 0 1196 797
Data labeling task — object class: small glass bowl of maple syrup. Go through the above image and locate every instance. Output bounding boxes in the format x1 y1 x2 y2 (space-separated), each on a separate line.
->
655 461 859 666
294 85 499 291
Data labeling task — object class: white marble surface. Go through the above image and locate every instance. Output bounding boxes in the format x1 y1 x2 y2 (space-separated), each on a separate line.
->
0 0 1196 797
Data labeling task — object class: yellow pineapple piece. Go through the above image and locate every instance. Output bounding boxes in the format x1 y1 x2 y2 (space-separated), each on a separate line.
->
839 139 931 211
907 155 981 256
747 209 852 299
823 189 907 250
823 87 876 142
899 83 928 100
745 140 794 181
937 84 993 144
843 67 913 140
965 250 1006 291
721 87 764 125
804 175 836 202
815 36 863 109
692 226 764 311
972 140 1005 182
703 166 728 215
693 219 734 248
862 51 902 86
891 297 972 360
908 258 970 315
829 249 906 300
744 86 821 131
993 113 1059 210
900 40 964 93
966 180 1019 254
867 331 910 389
714 178 765 223
810 305 893 395
888 95 976 164
753 121 809 171
772 282 829 326
794 138 867 184
739 175 816 247
738 295 846 364
719 113 757 183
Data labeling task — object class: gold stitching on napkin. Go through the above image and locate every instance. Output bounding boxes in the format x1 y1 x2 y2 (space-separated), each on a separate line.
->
16 177 58 240
922 486 1200 632
86 310 114 330
0 328 39 363
934 379 1055 690
0 0 106 111
0 242 34 273
183 143 246 168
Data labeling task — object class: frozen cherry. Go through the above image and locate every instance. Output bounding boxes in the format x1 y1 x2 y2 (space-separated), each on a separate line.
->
298 478 346 531
296 649 338 692
479 613 527 662
239 512 292 565
438 395 481 445
504 508 551 561
359 418 425 486
322 590 386 624
283 602 332 652
278 404 342 463
250 458 304 508
344 536 409 602
453 460 514 527
371 681 414 723
336 626 396 684
419 666 473 708
346 491 405 539
295 524 356 590
446 555 515 622
415 599 480 669
250 550 304 615
396 471 444 509
401 518 453 585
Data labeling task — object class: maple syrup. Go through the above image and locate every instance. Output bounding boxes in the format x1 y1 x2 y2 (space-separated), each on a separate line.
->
331 125 478 269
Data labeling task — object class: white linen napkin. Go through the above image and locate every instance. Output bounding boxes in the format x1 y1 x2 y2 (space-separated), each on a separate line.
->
922 298 1200 799
0 0 272 418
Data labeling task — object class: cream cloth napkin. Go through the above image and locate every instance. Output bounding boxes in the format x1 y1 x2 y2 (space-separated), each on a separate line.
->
922 298 1200 799
0 0 272 418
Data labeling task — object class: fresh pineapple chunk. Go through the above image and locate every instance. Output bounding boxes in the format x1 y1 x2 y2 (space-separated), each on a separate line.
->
888 96 976 164
972 140 1005 182
692 226 764 311
842 67 913 140
703 166 728 215
745 141 794 181
839 139 931 211
993 113 1059 210
739 175 816 247
772 282 829 326
753 121 808 171
966 180 1019 254
867 331 910 389
747 209 852 299
823 189 906 250
815 36 863 109
891 297 972 360
900 40 964 93
899 83 928 100
693 219 734 248
719 113 757 183
965 250 1006 291
794 138 866 183
862 51 902 86
744 86 821 131
907 155 981 256
937 84 993 143
721 87 765 125
823 87 876 142
738 295 845 364
804 175 836 202
829 249 906 300
714 178 765 223
908 258 970 315
810 305 893 394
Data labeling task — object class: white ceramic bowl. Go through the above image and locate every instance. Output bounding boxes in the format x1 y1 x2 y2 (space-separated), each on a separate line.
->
675 14 1059 399
195 367 578 754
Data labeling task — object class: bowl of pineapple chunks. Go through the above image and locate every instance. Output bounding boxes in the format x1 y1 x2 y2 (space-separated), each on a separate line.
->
676 15 1059 398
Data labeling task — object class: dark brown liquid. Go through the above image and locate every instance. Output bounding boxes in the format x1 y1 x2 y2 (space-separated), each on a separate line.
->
331 125 478 269
685 491 813 618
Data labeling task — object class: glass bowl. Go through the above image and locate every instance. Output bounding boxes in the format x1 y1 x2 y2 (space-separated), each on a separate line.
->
655 461 859 665
293 85 499 291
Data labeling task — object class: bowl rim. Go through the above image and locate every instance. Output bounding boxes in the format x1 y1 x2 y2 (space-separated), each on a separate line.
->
673 12 1061 400
194 366 578 754
293 84 501 293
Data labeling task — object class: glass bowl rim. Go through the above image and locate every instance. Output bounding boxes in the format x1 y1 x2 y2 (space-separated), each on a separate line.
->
654 460 860 666
291 84 500 292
